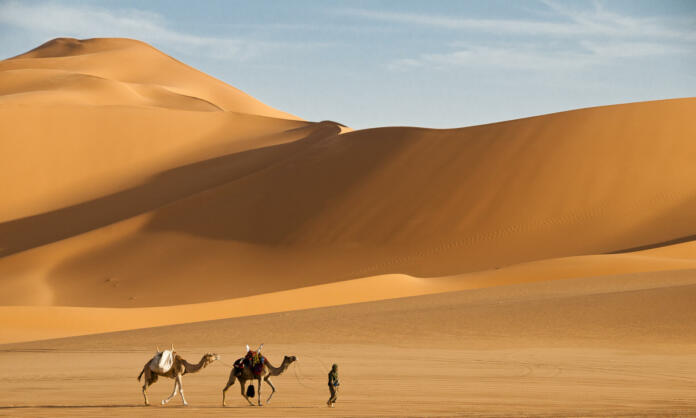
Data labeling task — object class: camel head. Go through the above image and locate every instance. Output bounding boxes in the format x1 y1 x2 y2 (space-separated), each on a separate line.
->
283 355 297 365
202 352 220 367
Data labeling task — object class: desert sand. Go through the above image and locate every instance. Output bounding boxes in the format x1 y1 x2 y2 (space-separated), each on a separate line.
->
2 270 696 416
1 38 695 416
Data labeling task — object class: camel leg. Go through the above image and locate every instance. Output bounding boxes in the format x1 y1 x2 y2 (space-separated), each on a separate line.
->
241 379 255 406
141 369 150 405
161 379 179 405
257 377 262 406
222 373 236 406
264 376 276 404
141 368 157 405
142 382 150 405
177 375 188 406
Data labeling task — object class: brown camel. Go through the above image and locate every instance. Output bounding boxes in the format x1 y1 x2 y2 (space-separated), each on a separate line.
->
137 347 219 406
222 355 297 406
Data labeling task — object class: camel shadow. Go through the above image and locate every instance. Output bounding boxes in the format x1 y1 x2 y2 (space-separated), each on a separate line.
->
0 404 146 409
0 404 318 409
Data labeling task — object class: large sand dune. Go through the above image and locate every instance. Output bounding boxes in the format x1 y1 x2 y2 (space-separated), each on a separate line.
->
2 38 696 341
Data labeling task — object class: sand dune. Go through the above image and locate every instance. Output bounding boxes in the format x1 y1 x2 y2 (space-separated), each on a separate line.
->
0 37 304 223
2 239 696 343
2 95 695 307
2 37 696 347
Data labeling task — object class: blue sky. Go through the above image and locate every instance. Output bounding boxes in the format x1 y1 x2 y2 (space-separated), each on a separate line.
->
1 0 695 129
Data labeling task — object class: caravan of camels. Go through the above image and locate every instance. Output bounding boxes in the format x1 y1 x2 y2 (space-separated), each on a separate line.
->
138 344 299 407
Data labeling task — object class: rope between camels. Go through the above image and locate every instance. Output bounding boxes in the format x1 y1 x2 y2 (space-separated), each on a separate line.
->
218 359 237 369
215 354 238 369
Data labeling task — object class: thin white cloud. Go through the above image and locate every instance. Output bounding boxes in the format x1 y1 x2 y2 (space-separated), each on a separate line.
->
350 1 695 72
539 0 696 42
388 39 690 72
341 8 590 36
388 45 595 72
340 2 696 41
579 40 689 58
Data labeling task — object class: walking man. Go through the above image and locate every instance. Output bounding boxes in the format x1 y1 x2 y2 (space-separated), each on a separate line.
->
327 363 339 407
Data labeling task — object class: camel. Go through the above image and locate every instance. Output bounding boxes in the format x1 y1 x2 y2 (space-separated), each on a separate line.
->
222 355 297 406
137 346 219 406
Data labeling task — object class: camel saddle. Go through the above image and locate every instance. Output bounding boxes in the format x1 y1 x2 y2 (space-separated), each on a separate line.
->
149 350 174 374
234 351 266 377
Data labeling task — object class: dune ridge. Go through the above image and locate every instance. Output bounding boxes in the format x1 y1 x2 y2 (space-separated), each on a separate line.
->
2 38 696 344
2 239 696 344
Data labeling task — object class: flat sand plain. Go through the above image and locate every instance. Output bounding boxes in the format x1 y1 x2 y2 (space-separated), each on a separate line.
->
1 271 695 417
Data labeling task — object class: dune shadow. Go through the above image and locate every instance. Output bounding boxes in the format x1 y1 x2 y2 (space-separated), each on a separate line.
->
39 123 415 250
607 233 696 254
605 192 696 254
139 123 408 245
0 122 337 257
33 124 419 305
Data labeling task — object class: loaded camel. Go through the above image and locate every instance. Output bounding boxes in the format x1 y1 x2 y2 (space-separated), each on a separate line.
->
222 354 297 406
137 345 219 406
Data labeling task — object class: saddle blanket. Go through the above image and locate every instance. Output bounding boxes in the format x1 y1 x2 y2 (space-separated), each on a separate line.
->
234 353 266 377
149 350 174 374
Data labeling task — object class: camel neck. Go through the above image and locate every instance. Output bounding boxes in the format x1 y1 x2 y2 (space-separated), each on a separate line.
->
266 359 290 375
183 356 206 374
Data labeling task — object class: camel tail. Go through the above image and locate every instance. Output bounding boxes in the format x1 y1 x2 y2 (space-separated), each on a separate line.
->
137 368 144 381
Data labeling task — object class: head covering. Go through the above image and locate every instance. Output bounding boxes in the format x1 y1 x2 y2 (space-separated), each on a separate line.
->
332 364 338 370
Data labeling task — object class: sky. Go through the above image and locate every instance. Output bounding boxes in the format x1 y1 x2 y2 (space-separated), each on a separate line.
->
1 0 695 129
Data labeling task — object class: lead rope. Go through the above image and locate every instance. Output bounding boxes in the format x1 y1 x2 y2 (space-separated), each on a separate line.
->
292 361 316 391
292 354 330 391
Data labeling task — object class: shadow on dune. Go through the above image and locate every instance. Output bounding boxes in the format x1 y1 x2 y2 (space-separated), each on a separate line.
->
605 192 696 254
34 123 420 306
140 126 415 246
608 234 696 254
0 122 340 257
9 98 696 307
